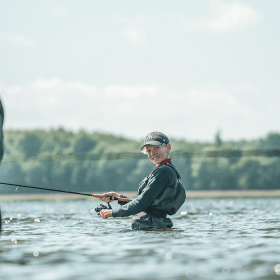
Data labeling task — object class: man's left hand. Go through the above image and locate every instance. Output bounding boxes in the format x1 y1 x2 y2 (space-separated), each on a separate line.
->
99 209 113 219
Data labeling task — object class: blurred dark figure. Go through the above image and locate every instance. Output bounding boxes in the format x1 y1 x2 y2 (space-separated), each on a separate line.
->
0 99 4 162
0 98 4 233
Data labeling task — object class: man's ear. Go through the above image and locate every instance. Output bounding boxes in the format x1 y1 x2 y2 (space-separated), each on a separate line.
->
166 143 171 152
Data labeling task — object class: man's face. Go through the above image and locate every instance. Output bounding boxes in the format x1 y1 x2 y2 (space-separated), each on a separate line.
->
145 144 171 165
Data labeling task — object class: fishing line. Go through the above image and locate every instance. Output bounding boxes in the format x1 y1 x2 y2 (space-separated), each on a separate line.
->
0 182 96 197
0 182 132 202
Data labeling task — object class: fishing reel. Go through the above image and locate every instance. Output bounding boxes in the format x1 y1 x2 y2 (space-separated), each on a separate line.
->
95 202 112 214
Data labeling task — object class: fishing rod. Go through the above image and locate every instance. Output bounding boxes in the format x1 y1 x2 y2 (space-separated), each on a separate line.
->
0 182 133 220
0 182 132 203
0 182 133 232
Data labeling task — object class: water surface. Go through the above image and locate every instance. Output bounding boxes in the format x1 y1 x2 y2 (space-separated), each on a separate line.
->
1 198 280 280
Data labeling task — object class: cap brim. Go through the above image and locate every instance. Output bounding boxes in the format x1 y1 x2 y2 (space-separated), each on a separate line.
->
141 141 162 150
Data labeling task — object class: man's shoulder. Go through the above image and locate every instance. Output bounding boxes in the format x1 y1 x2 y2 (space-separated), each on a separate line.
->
155 164 177 177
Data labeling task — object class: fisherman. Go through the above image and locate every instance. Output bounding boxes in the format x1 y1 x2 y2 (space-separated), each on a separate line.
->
98 132 186 230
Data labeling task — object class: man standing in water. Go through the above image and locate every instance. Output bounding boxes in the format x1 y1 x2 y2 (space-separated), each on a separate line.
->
98 132 186 230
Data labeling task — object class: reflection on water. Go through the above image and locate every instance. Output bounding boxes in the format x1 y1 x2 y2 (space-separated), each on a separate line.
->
1 198 280 280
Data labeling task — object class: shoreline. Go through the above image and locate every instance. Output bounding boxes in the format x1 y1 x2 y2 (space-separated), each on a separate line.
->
1 190 280 202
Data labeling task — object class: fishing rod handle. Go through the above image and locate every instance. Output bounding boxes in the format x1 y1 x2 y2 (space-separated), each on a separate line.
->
108 196 118 201
107 196 132 202
92 194 132 202
101 196 133 202
104 196 132 202
116 197 133 203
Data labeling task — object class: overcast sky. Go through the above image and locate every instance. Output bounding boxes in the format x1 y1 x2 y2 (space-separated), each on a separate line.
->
0 0 279 142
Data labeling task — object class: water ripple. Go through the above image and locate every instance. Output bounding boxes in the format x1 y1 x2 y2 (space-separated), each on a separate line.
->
1 198 280 280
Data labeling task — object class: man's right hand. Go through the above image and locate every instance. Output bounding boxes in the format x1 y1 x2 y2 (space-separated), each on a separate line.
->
98 191 120 203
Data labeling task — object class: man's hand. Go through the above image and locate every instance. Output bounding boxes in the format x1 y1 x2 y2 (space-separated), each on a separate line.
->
98 191 120 203
99 209 113 219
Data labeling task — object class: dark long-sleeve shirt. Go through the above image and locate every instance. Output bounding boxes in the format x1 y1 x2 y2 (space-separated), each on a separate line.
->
112 164 178 217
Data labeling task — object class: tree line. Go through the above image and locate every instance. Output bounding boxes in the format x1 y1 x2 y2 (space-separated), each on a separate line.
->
0 128 280 194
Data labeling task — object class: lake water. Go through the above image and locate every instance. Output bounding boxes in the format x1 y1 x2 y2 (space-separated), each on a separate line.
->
1 198 280 280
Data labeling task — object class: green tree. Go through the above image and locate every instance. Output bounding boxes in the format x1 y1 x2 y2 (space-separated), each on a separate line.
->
194 159 238 190
258 133 280 150
52 162 74 190
237 159 280 190
18 134 43 157
215 130 222 147
74 136 97 154
0 163 25 193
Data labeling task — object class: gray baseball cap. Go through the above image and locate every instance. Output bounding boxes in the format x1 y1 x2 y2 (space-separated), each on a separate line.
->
141 132 169 150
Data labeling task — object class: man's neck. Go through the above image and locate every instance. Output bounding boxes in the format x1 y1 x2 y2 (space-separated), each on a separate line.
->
156 158 172 167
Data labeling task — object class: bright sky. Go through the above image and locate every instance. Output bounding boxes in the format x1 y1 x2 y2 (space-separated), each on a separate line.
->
0 0 279 142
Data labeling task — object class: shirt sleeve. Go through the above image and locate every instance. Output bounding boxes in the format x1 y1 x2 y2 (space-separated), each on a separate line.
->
112 167 170 217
